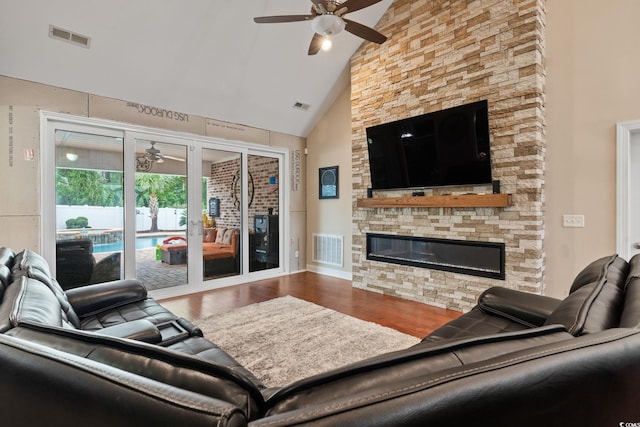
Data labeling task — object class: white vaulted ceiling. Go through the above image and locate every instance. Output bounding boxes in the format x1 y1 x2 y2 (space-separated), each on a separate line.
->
0 0 392 137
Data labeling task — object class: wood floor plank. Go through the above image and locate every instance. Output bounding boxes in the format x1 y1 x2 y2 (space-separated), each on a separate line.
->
159 272 461 338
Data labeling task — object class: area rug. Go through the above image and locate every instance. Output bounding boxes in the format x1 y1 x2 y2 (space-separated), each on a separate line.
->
197 296 420 387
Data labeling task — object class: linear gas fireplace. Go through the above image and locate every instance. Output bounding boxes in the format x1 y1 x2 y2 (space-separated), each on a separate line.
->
366 233 505 279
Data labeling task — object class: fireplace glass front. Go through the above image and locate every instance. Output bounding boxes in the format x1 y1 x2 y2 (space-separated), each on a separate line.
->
366 233 505 279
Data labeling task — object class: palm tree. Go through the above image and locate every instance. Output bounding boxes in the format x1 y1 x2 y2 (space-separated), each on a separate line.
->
136 173 166 232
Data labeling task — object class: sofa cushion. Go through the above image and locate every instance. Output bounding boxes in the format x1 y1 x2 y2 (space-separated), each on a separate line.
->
13 265 81 328
0 246 15 269
544 254 628 335
425 306 531 341
222 229 234 245
2 276 77 330
6 323 266 420
266 326 572 416
78 298 178 331
0 264 10 293
620 253 640 328
203 228 216 242
215 228 227 243
0 333 248 427
12 249 52 277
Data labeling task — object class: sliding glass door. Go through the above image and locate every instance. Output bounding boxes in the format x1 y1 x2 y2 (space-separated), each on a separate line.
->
248 153 282 273
132 137 189 290
43 113 287 294
53 129 124 290
202 147 243 282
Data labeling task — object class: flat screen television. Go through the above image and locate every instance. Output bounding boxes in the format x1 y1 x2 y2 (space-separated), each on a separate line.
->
366 100 492 191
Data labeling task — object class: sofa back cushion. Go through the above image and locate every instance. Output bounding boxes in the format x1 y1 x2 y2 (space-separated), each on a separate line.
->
0 276 77 330
620 254 640 328
0 265 10 299
0 333 248 427
7 323 266 421
203 228 216 242
11 249 80 328
215 228 227 243
0 246 15 269
0 246 14 302
266 326 572 416
544 254 628 335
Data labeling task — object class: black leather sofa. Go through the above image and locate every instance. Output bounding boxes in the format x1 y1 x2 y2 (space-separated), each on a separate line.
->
2 246 640 426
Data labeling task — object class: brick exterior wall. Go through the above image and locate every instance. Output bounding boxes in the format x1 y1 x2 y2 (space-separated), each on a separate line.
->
351 0 546 311
208 155 279 230
209 158 241 229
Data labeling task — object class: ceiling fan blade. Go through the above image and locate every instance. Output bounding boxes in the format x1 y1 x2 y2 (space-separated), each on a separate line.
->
339 0 384 14
162 155 185 162
254 15 314 24
308 33 323 55
343 18 387 44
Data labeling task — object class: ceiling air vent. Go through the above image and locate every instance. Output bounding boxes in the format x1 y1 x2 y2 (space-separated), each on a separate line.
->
292 101 310 111
49 25 91 48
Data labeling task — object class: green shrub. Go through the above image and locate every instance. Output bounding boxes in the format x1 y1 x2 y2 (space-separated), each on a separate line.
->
65 216 90 229
75 216 89 228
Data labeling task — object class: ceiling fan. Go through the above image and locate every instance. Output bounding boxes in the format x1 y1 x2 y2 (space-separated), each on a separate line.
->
137 142 185 172
254 0 388 55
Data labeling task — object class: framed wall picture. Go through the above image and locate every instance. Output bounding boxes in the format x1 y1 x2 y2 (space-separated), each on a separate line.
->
319 166 339 199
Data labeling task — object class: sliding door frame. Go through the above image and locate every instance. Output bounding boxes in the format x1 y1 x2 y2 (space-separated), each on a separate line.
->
40 111 290 297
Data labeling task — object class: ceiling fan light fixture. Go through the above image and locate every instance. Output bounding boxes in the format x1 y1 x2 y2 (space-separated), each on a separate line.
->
311 14 345 37
321 37 333 51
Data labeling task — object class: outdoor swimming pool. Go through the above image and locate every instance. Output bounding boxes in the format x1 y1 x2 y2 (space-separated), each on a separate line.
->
94 235 183 253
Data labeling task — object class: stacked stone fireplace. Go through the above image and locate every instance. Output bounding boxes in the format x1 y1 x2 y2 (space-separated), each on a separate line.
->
351 0 546 312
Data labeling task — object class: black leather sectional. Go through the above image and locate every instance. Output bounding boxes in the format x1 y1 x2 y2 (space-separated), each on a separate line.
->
2 246 640 425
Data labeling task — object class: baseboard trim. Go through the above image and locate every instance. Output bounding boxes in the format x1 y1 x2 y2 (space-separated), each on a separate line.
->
306 264 353 281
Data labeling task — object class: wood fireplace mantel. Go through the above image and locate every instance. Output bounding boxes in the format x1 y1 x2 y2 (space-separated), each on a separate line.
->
356 193 512 209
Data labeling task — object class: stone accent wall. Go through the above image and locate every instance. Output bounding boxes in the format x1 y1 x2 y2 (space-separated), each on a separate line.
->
351 0 546 311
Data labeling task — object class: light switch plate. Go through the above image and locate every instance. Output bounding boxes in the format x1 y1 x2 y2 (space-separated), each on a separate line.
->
563 214 585 228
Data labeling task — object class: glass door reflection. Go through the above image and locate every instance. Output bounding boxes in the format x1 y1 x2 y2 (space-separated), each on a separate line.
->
134 139 188 290
248 154 280 272
54 130 124 290
202 148 242 281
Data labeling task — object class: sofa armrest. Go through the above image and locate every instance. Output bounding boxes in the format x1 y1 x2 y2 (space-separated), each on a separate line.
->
95 319 162 344
65 279 147 318
478 287 562 327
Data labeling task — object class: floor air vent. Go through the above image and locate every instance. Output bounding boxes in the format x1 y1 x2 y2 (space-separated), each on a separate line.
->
313 234 343 267
49 25 91 48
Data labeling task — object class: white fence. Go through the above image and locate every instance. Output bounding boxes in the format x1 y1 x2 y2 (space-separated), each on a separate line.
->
57 205 187 232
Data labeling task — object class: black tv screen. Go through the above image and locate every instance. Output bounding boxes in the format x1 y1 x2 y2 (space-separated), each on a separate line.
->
366 100 492 191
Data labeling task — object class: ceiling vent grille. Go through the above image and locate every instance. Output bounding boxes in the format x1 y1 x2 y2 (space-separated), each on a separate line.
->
292 101 310 111
49 25 91 48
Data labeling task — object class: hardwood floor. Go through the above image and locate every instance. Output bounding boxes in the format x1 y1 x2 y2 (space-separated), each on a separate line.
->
159 271 461 338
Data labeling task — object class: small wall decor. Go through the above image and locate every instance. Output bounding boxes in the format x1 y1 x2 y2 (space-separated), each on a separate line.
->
208 197 221 217
231 170 255 210
319 166 339 199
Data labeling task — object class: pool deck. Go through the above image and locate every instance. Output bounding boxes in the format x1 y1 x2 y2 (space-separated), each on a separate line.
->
95 248 187 291
136 248 187 291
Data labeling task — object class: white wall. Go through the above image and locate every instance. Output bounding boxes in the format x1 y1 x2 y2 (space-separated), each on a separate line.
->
56 205 186 232
305 82 353 279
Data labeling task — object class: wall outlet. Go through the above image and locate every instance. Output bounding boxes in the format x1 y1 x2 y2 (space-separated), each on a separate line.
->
563 214 585 228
